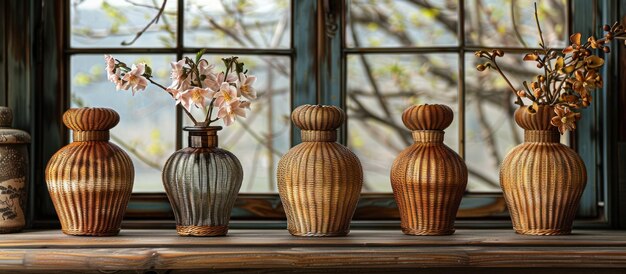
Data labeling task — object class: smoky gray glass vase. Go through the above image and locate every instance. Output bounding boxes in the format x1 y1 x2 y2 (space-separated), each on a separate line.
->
162 126 243 236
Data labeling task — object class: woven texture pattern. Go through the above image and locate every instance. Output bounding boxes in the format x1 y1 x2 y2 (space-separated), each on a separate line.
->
391 104 467 235
277 105 363 236
45 108 134 236
500 106 587 235
163 127 242 237
176 225 228 236
62 108 120 131
401 104 453 131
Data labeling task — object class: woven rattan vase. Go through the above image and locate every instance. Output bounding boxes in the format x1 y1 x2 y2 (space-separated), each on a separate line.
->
162 126 243 237
500 106 587 235
390 104 467 235
277 105 363 236
45 108 134 236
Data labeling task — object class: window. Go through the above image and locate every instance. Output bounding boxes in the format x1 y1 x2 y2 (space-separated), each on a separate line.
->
22 0 618 226
69 0 291 193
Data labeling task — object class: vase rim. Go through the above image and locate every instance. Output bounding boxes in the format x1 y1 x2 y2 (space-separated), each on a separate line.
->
183 126 223 132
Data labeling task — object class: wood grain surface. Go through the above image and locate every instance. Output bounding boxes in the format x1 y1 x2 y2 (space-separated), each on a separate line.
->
0 229 625 271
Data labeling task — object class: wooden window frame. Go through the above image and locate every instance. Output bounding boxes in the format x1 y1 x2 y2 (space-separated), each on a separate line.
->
0 0 620 229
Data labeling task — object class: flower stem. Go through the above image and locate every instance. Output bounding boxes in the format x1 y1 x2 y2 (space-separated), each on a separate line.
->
491 58 524 106
203 98 217 126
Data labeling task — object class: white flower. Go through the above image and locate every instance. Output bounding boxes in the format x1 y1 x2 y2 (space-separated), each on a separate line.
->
236 73 257 100
217 101 246 126
178 87 214 112
213 82 239 107
198 59 215 76
104 55 116 76
121 63 148 94
104 54 122 86
168 60 191 91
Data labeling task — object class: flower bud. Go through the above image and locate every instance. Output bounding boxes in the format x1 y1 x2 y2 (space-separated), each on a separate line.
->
603 46 611 53
476 64 487 71
606 33 614 40
604 24 611 31
536 63 544 68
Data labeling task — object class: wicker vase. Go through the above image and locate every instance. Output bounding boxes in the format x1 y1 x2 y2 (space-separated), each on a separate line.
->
162 126 243 236
45 108 134 236
0 107 30 233
500 106 587 235
390 104 467 235
277 105 363 236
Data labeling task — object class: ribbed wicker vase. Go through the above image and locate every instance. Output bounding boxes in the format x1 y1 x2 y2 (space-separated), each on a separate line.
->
390 104 467 235
162 126 243 237
500 106 587 235
277 105 363 236
45 108 134 236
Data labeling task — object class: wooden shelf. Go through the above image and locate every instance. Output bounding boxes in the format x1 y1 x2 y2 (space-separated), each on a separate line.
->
0 229 625 273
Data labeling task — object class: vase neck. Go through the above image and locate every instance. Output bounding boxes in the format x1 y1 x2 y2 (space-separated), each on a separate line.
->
524 130 560 143
301 130 337 142
73 131 109 142
186 127 220 148
412 130 444 143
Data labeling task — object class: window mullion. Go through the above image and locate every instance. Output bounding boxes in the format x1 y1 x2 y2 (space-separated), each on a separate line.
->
291 0 318 145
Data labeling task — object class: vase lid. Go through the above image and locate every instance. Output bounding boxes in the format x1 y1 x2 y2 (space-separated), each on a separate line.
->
63 107 120 132
514 105 557 131
0 107 31 144
291 104 345 131
402 104 453 131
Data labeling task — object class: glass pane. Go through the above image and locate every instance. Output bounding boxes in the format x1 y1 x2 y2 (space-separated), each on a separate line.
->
70 54 177 192
346 0 458 48
465 0 568 48
347 54 459 192
70 0 178 48
184 0 291 49
181 55 291 193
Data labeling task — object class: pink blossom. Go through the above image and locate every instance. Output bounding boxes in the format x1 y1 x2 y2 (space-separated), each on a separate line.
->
168 60 191 91
104 54 122 86
236 73 257 99
198 60 215 76
213 82 239 107
166 88 180 98
121 63 148 94
104 55 116 76
217 101 246 126
178 87 214 112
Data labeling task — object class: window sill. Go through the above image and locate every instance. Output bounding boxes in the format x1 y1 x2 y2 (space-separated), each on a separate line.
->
1 229 625 272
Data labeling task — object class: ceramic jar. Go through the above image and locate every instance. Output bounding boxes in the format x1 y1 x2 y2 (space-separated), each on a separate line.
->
277 105 363 236
162 126 243 236
45 108 134 236
0 107 30 233
390 104 467 235
500 106 587 235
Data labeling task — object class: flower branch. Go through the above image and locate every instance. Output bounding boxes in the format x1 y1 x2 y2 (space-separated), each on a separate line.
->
104 51 258 127
474 2 626 134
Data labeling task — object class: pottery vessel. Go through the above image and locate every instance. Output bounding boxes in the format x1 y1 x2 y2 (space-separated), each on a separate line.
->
390 104 467 235
45 108 134 236
277 105 363 236
162 126 243 236
500 105 587 235
0 107 30 233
